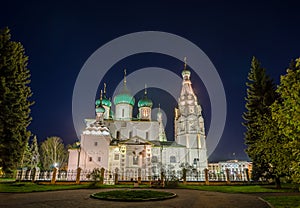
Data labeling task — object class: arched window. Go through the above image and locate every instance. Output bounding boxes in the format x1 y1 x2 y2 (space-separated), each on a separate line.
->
170 156 176 163
151 156 158 163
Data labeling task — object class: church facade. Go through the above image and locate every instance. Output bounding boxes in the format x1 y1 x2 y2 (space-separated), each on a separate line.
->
68 63 208 180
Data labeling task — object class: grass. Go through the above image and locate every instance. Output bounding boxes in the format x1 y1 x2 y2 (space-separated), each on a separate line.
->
0 182 149 193
178 184 293 193
1 182 299 207
1 182 296 193
262 196 300 208
0 182 90 193
91 190 175 201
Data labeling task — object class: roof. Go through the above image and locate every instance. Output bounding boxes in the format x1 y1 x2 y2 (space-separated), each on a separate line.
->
138 97 153 108
114 93 135 106
150 140 186 147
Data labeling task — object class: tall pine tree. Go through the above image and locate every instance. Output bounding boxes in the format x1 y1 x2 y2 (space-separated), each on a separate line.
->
0 27 33 174
30 135 40 169
243 57 277 181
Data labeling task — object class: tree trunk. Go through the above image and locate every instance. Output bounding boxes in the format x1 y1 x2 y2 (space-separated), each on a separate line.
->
275 177 281 189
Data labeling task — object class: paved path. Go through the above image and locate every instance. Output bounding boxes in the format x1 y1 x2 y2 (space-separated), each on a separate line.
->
0 189 270 208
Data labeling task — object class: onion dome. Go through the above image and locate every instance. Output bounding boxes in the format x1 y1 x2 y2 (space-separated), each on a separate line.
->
96 83 112 107
114 93 135 106
138 84 153 108
182 69 191 78
138 97 153 108
102 83 112 107
181 57 191 79
95 105 105 113
95 99 101 106
102 96 112 107
95 90 105 113
113 69 135 106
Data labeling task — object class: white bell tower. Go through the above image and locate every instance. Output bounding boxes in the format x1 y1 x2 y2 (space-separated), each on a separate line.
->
174 58 207 170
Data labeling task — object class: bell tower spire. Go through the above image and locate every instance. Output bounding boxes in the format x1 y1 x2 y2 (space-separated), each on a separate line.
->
174 58 207 170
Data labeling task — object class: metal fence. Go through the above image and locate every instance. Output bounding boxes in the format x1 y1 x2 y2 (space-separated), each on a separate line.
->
15 168 250 183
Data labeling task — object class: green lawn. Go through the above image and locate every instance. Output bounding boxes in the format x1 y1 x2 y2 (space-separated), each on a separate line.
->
91 190 175 201
0 182 91 193
263 196 300 208
0 182 148 193
178 184 293 193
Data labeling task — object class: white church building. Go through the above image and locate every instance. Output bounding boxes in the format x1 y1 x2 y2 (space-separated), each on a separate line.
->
68 62 208 180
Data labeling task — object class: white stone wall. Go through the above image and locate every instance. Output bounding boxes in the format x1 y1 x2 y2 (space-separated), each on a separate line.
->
151 146 186 176
67 149 79 171
115 103 133 120
77 134 111 170
106 120 159 141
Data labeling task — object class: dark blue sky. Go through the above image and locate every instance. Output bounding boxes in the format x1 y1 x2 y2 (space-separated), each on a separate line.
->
2 0 300 162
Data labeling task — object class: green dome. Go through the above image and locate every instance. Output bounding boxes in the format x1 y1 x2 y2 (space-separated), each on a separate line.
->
95 99 101 106
102 96 112 107
114 93 135 106
95 105 105 113
138 97 153 108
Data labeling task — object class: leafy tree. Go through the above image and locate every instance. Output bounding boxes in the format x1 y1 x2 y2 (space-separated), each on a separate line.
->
0 27 33 174
39 136 68 170
243 57 277 181
271 58 300 185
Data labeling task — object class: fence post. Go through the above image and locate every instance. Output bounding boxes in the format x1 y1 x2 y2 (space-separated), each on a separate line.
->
225 168 231 184
100 168 105 184
51 168 57 184
160 171 165 187
114 168 119 185
114 172 119 184
76 168 81 184
138 168 141 184
182 168 186 185
204 168 209 185
31 168 37 182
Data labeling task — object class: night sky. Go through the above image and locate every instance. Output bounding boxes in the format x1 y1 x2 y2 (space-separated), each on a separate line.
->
2 0 300 162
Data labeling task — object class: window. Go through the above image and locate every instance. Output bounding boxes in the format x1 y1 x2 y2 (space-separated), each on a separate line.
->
94 142 98 146
146 132 149 140
89 157 92 162
116 131 120 139
114 154 119 160
122 109 124 117
170 156 176 163
129 131 132 138
133 156 138 165
193 158 199 165
98 157 101 162
151 156 158 163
